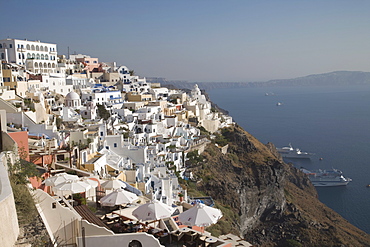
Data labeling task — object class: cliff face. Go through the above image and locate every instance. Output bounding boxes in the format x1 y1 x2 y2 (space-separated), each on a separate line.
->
190 125 370 246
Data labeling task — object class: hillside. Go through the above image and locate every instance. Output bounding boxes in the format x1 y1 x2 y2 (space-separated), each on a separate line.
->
185 125 370 246
151 71 370 90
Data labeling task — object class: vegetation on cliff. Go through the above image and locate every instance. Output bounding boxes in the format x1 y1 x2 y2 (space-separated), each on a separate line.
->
184 125 370 246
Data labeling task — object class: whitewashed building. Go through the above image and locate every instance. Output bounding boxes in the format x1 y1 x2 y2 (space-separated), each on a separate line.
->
0 38 58 73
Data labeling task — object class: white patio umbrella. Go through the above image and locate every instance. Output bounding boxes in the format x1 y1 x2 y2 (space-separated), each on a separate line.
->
53 180 92 196
100 179 127 190
178 203 223 227
132 200 175 221
43 173 79 187
80 177 99 188
100 188 138 207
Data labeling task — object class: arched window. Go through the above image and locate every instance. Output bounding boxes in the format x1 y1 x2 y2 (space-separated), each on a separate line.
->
18 54 21 59
44 62 47 68
34 62 38 68
26 44 30 50
36 45 39 51
31 45 35 50
41 54 44 60
52 63 56 68
36 54 40 60
27 53 31 59
128 240 142 247
44 46 47 51
21 45 24 48
40 46 44 51
48 63 51 68
45 55 48 60
17 44 20 48
32 53 35 59
22 54 25 59
39 62 43 68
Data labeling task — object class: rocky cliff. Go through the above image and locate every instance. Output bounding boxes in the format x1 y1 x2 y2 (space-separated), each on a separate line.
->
187 125 370 246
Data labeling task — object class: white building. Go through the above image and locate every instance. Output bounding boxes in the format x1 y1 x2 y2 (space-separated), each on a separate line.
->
42 74 73 96
0 38 58 73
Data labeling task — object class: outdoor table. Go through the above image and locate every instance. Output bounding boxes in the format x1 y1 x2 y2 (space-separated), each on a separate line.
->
205 237 217 246
179 227 191 232
105 213 120 220
199 235 207 241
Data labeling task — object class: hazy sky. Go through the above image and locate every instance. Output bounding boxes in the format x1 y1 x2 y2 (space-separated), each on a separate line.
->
2 0 370 82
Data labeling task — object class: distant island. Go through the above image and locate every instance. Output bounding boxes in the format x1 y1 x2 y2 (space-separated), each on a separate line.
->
148 71 370 90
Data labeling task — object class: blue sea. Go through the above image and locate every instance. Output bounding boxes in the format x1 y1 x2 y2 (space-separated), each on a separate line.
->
208 84 370 234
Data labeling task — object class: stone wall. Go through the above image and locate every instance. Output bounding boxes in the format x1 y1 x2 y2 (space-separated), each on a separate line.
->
0 152 19 247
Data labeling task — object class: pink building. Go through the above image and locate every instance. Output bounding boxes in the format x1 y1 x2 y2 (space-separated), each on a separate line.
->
76 57 100 72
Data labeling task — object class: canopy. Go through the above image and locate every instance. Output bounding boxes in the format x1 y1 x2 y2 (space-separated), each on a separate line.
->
100 179 127 190
178 203 222 227
53 180 91 194
43 173 79 187
100 188 138 207
133 200 175 221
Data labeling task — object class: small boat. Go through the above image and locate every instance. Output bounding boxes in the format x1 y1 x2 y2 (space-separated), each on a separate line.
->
276 143 314 159
301 168 352 187
276 102 283 106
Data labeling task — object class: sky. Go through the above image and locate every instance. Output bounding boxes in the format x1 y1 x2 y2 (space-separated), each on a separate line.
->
2 0 370 82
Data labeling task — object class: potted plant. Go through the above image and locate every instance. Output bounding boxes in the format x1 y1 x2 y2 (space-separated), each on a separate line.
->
178 192 184 202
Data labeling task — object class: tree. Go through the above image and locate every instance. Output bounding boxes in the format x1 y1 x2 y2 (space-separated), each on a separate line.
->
97 104 110 120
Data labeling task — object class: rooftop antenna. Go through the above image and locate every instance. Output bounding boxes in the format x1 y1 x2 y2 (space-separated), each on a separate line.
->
67 46 70 59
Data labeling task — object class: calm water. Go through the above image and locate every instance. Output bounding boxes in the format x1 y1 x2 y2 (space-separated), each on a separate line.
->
208 85 370 234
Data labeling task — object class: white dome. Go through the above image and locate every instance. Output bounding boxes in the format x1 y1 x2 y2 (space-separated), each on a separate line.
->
65 91 80 100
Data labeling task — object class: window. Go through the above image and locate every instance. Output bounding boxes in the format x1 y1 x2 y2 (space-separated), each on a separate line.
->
27 53 31 59
93 61 97 63
128 240 142 247
26 44 30 50
9 44 12 48
114 143 117 148
18 54 21 59
0 44 2 48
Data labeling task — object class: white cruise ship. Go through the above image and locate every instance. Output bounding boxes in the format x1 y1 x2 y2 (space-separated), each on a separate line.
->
276 143 314 159
301 168 352 187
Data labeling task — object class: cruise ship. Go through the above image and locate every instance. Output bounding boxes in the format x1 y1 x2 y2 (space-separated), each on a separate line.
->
276 144 314 159
301 168 352 187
